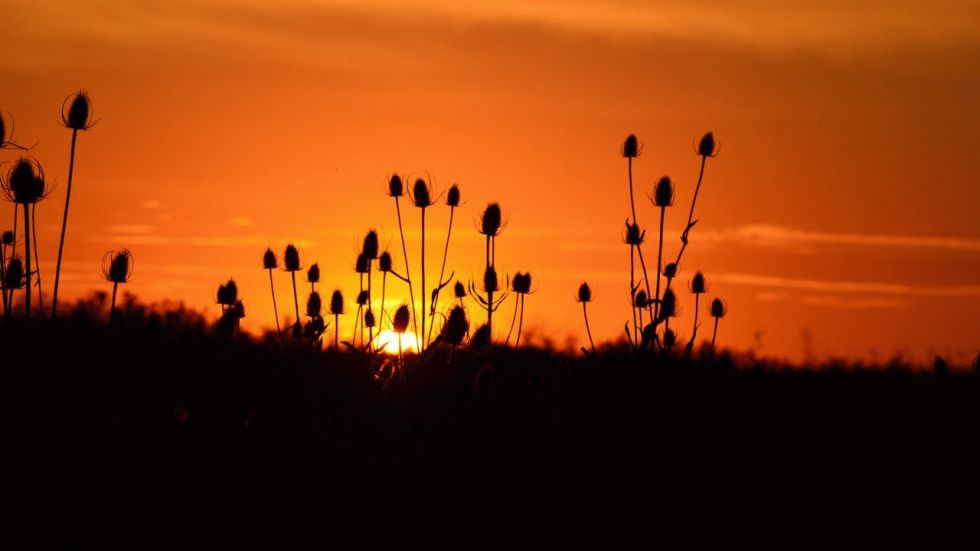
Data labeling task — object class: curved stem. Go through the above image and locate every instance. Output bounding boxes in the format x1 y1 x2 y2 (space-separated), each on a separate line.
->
268 269 281 336
635 240 653 324
673 155 708 270
52 128 78 318
381 271 387 333
582 303 595 353
505 291 520 345
427 205 455 347
22 203 31 319
394 197 419 350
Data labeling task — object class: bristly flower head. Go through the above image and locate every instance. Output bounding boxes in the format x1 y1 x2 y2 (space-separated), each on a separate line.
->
330 289 345 315
362 229 379 260
690 271 707 294
232 300 245 319
2 231 13 246
454 280 466 299
469 324 491 351
307 263 320 284
354 253 369 274
698 132 716 157
447 184 461 207
2 157 48 205
62 91 95 131
634 289 648 309
441 305 469 346
663 328 676 349
284 244 301 272
663 262 678 279
622 134 640 158
306 291 322 318
480 203 502 237
387 174 404 197
101 249 134 284
624 220 645 246
710 298 727 319
410 178 432 208
577 282 592 303
393 304 410 333
379 251 393 273
512 272 532 295
263 248 278 270
364 309 376 328
356 290 369 306
5 257 24 290
482 266 500 294
216 278 237 306
653 176 674 207
659 288 678 319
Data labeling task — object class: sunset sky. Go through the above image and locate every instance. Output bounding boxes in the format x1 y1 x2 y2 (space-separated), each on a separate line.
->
3 0 978 364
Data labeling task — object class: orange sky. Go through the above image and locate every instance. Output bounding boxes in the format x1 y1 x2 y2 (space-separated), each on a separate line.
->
3 0 979 364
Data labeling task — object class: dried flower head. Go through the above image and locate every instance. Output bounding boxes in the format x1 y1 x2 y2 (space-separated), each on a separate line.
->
410 178 432 208
306 291 322 318
483 266 500 294
634 289 648 309
441 305 469 346
512 272 532 295
62 91 95 131
2 157 48 204
101 249 134 284
216 278 237 306
2 231 13 246
362 230 380 260
354 253 369 274
577 282 592 303
387 174 404 197
447 184 461 207
698 132 716 157
690 271 707 294
469 324 491 351
5 257 24 290
356 290 369 306
284 244 301 272
364 309 376 328
622 134 640 158
659 288 678 319
480 203 502 237
263 248 278 270
663 262 677 278
454 280 466 299
307 263 320 284
653 176 674 207
710 298 727 318
379 251 393 273
624 221 645 246
393 304 410 333
663 328 676 348
330 289 345 315
232 300 245 319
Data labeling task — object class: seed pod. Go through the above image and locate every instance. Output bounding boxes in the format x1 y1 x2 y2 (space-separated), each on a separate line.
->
710 298 727 318
3 157 46 204
263 248 278 270
306 291 322 318
483 266 499 294
5 257 24 289
624 222 644 245
362 230 379 259
2 231 13 246
393 304 410 333
447 184 461 207
634 290 648 308
480 203 502 237
654 176 674 207
663 262 677 278
284 244 300 272
577 282 592 303
307 263 320 284
659 288 677 319
330 289 344 315
411 178 432 208
356 290 368 306
454 280 466 299
622 134 639 158
62 91 94 131
102 249 134 284
388 174 404 197
354 253 369 274
698 132 716 157
690 271 707 294
512 272 531 295
441 305 469 346
216 278 238 305
364 309 376 328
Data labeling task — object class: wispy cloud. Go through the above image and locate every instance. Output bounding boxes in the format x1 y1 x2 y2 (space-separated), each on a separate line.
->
704 225 980 252
714 272 980 297
88 234 316 248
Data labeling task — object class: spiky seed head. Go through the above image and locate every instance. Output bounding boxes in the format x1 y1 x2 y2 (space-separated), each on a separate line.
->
622 134 639 158
577 282 592 303
654 176 674 207
101 249 134 284
483 266 499 294
63 91 94 131
354 253 369 274
663 262 678 278
388 174 404 197
624 221 644 245
356 290 368 306
306 291 322 318
710 298 727 318
284 244 300 272
330 289 344 315
263 248 278 270
660 289 677 319
2 231 13 246
690 271 707 294
442 305 469 346
362 229 380 259
232 300 245 319
379 251 393 272
635 290 648 308
411 178 432 208
216 278 238 305
512 272 531 294
307 263 320 284
364 309 376 328
3 157 46 204
480 203 502 237
663 328 676 348
698 132 716 157
469 324 491 351
393 304 410 333
447 184 461 207
5 257 24 290
454 280 466 299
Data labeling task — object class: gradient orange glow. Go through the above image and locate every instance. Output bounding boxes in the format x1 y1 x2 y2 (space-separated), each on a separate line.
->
2 0 978 364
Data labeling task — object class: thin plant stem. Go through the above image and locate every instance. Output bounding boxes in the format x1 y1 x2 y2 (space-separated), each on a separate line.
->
673 155 708 270
427 205 455 347
635 243 653 328
51 128 78 318
31 203 44 319
290 271 299 336
655 206 665 321
505 292 520 346
711 317 720 353
268 268 281 336
367 263 373 352
515 294 525 348
628 156 637 225
688 296 700 355
380 271 387 333
420 206 426 353
22 203 31 318
110 281 118 322
582 303 596 353
393 197 419 350
335 313 340 350
485 235 493 335
629 245 638 347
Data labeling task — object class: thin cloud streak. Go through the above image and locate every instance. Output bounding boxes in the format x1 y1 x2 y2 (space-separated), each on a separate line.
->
714 272 980 297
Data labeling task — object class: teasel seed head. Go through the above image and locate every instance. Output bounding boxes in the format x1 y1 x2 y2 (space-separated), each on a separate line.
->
283 244 301 272
330 289 345 315
393 304 410 333
624 221 645 246
387 174 404 197
690 271 707 294
101 249 134 284
512 272 532 295
354 252 369 274
216 278 238 306
306 291 322 318
634 289 648 309
454 280 466 299
263 248 278 270
2 231 13 246
659 288 678 319
356 290 368 306
62 91 95 131
663 328 676 349
5 257 24 290
307 263 320 284
622 134 640 158
362 229 380 260
577 282 592 303
480 202 503 237
663 262 677 278
2 157 48 204
710 298 727 319
653 176 674 207
698 132 716 157
232 300 245 319
447 184 461 207
379 251 393 273
483 266 499 294
469 324 491 351
411 178 432 208
441 305 469 346
364 309 376 328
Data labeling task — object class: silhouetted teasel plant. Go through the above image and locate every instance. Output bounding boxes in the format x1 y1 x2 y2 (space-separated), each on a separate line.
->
392 304 410 366
262 248 282 336
0 230 12 317
685 271 708 355
577 282 596 354
427 183 460 348
409 178 435 352
505 272 532 348
52 91 96 319
657 288 679 352
650 176 674 322
353 253 369 347
217 299 245 337
304 291 326 349
378 251 393 332
2 157 50 318
469 265 507 341
4 256 24 320
307 263 320 294
669 132 717 285
216 278 239 313
454 280 466 306
362 229 380 351
283 244 302 336
440 304 469 352
709 297 727 353
387 174 419 349
623 220 652 348
101 248 133 322
329 289 345 350
477 202 504 335
354 289 369 348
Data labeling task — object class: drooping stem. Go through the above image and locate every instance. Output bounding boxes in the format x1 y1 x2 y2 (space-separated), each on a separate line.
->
22 203 31 318
52 128 78 319
515 294 525 348
420 206 426 353
582 302 596 353
290 271 299 336
427 205 455 347
655 205 665 321
393 197 419 350
110 281 118 322
268 269 281 336
32 203 44 319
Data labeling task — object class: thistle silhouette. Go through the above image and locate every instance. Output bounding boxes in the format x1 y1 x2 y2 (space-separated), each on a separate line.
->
387 174 419 351
651 176 674 323
283 244 301 336
441 304 469 352
362 230 380 351
101 248 133 322
304 291 326 349
392 303 410 366
4 256 24 320
709 297 727 353
307 263 320 293
477 202 503 337
0 231 12 318
427 183 460 348
262 248 282 336
577 282 596 354
329 289 345 350
2 158 50 318
686 271 708 355
670 132 717 283
52 91 96 318
410 178 433 352
505 272 532 348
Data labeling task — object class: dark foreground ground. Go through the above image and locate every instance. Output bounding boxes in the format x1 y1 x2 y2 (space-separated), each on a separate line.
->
5 298 978 519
